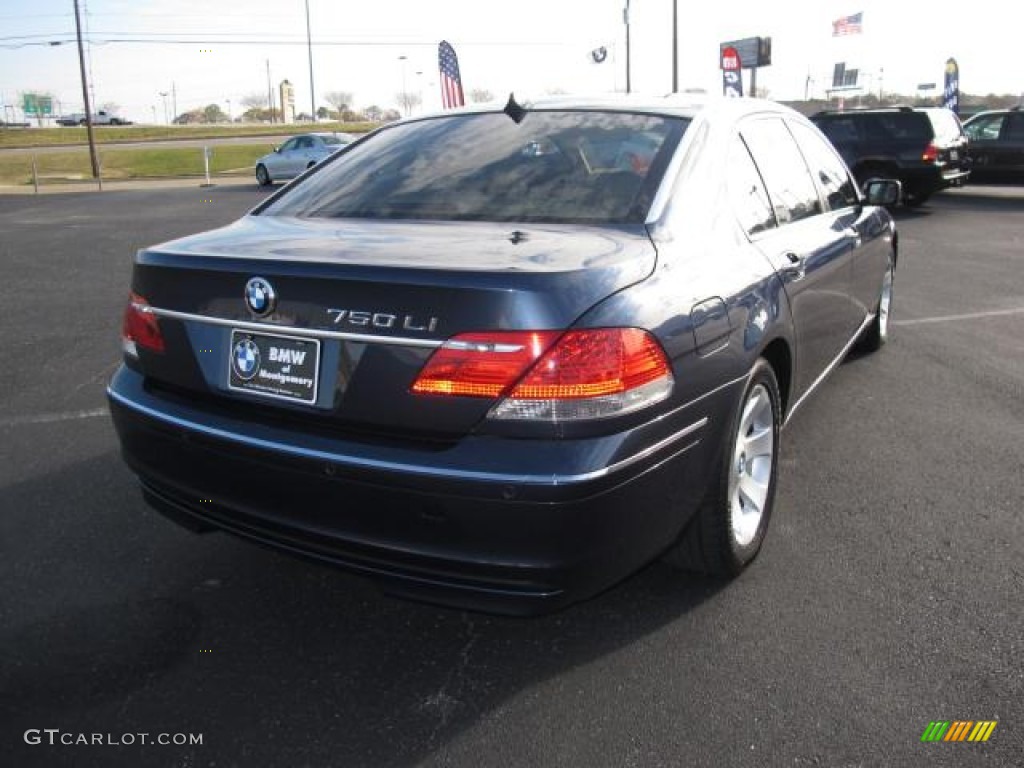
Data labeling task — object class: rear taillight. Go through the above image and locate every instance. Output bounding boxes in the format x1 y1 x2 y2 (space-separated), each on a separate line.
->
922 142 939 163
412 328 673 422
122 292 165 356
411 331 560 397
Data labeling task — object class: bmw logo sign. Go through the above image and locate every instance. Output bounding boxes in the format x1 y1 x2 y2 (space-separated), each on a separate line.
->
232 338 261 380
244 276 276 317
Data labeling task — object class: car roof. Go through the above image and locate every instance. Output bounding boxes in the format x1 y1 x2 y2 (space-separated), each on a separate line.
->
811 106 924 118
401 93 800 123
963 106 1022 122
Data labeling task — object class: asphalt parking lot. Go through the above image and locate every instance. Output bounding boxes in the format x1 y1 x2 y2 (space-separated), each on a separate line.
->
1 184 1022 767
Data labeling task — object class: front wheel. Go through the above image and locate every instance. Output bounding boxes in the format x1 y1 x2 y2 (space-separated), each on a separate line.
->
256 164 272 186
664 359 781 576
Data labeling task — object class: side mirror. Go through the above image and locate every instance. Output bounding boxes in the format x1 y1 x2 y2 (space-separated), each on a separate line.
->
863 179 901 207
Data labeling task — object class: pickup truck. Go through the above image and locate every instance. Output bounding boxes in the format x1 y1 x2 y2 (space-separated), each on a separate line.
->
56 110 131 126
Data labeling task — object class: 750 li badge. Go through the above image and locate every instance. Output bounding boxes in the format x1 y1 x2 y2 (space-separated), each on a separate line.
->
327 308 439 333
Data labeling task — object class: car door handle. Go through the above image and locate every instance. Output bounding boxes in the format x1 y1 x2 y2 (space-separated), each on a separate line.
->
780 252 806 280
845 228 863 247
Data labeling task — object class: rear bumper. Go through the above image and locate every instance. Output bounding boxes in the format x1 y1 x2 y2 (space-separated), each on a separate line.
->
900 165 970 197
108 366 736 614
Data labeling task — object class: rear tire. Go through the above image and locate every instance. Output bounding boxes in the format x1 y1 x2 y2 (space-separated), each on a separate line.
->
664 359 781 576
256 164 272 186
856 252 895 354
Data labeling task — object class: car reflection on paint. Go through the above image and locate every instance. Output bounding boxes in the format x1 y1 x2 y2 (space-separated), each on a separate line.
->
255 132 354 186
110 96 900 615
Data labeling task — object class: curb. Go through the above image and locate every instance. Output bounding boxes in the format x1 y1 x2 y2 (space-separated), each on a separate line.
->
0 175 261 196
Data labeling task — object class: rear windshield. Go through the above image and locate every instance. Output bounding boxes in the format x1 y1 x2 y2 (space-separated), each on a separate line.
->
261 111 689 224
925 109 964 143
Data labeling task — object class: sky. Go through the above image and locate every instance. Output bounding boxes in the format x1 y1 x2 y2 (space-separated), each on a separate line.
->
1 0 1022 122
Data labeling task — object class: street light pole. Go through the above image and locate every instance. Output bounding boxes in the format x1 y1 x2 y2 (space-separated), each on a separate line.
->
305 0 316 122
672 0 678 93
624 0 632 94
398 55 409 116
72 0 99 179
159 91 169 124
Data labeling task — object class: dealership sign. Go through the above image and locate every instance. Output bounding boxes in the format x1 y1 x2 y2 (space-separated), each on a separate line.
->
721 47 743 97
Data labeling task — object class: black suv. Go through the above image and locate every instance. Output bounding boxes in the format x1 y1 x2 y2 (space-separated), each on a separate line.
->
811 107 970 205
962 107 1024 181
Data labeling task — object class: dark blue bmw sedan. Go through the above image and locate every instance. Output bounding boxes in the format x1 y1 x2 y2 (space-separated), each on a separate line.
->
109 96 899 614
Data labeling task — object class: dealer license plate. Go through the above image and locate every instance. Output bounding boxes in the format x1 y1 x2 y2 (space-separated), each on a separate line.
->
227 330 320 404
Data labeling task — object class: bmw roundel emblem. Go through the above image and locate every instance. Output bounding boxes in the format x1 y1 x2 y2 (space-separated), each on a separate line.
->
244 276 276 317
232 338 261 380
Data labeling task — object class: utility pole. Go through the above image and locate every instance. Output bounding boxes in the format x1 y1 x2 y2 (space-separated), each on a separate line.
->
624 1 632 94
305 0 316 122
72 0 99 179
172 81 177 123
266 59 274 123
672 0 678 92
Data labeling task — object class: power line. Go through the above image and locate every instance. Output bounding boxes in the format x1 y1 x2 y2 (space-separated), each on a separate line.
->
1 33 570 47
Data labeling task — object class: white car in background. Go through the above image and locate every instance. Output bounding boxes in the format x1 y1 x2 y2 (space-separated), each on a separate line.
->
255 132 353 185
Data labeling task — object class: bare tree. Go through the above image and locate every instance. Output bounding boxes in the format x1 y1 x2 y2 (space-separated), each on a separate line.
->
363 105 383 122
468 89 493 103
395 91 422 116
323 90 353 117
240 92 268 110
100 101 121 115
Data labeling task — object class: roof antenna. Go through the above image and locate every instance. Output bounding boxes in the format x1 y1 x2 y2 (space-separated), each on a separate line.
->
503 92 527 124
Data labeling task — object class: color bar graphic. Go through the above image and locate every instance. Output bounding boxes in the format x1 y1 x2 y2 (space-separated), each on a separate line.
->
921 720 997 742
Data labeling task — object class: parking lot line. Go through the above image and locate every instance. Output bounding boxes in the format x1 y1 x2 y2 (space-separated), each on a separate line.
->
894 307 1024 326
0 407 107 428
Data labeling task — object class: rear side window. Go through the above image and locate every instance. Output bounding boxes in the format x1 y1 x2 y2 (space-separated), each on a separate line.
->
262 111 689 225
1004 114 1024 140
788 121 859 210
727 137 776 236
865 114 930 142
964 114 1005 140
740 118 822 226
815 117 859 144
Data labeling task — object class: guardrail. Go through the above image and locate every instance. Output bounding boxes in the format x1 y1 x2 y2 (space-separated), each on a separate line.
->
4 144 266 193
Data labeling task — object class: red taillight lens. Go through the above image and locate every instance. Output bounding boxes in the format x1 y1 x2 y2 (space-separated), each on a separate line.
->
508 329 669 400
922 142 939 163
412 327 673 421
411 331 560 397
122 292 165 354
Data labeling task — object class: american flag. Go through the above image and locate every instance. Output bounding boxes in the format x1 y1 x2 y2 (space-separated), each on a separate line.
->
832 12 863 36
438 40 465 109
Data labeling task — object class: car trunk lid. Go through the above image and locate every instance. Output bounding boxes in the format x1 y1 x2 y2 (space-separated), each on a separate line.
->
128 215 657 438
